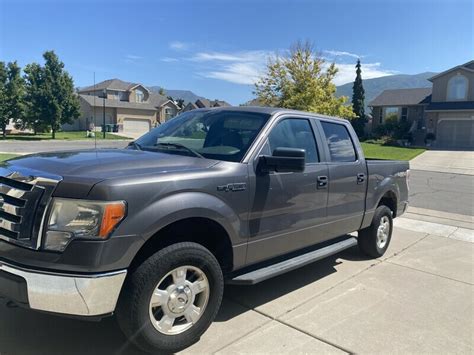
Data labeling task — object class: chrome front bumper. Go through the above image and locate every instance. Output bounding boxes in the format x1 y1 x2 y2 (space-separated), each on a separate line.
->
0 262 127 316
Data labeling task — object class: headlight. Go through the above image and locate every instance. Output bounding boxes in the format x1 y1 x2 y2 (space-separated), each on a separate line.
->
44 198 126 251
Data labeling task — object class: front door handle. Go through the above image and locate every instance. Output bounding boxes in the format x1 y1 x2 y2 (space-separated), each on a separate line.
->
317 175 328 189
357 173 366 184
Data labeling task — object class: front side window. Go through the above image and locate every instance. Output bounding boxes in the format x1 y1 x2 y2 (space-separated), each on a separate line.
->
321 121 357 162
135 110 270 162
447 75 468 100
401 107 408 121
267 118 319 163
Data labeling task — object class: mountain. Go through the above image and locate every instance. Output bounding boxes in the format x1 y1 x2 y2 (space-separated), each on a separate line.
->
336 72 436 109
148 87 204 104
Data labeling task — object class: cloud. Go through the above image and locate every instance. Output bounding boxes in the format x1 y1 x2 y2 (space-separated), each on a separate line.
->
161 57 179 62
191 50 271 85
169 41 189 50
126 54 143 60
174 47 395 86
323 50 362 59
331 62 397 86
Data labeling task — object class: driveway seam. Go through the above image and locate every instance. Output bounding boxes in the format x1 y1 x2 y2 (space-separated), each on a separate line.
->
385 260 473 286
225 301 354 354
211 318 274 354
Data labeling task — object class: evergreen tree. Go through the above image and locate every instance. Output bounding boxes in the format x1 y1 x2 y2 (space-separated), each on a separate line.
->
254 41 355 118
24 51 80 138
351 59 367 137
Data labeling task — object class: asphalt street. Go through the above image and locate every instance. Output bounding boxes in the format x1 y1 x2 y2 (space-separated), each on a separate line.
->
409 169 474 216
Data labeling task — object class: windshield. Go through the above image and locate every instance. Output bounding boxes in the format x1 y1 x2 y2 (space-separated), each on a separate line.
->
134 110 270 162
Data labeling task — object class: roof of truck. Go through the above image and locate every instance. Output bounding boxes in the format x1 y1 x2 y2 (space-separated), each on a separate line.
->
194 106 349 122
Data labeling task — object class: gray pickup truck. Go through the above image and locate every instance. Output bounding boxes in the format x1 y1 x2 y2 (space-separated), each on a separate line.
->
0 107 409 353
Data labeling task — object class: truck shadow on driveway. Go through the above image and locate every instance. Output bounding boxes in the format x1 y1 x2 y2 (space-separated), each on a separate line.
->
0 244 368 355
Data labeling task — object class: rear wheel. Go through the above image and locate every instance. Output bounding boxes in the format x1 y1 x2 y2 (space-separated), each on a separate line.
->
116 242 224 353
358 205 393 258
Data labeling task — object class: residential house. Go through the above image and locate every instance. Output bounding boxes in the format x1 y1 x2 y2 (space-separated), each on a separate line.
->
65 79 180 136
182 98 231 112
369 60 474 148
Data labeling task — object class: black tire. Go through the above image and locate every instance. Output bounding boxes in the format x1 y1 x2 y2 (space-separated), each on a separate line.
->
358 205 393 258
116 242 224 354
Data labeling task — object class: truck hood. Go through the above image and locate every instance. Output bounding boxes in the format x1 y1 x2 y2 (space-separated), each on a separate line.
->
3 149 218 198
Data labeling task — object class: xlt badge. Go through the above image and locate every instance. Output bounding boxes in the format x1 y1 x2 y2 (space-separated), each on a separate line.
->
217 183 247 192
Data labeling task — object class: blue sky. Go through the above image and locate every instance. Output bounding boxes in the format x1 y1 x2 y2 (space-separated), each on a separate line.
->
0 0 472 104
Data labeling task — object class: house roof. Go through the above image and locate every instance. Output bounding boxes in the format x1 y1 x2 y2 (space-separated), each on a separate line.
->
79 94 157 111
78 79 149 93
428 60 474 81
211 100 231 107
426 101 474 111
148 92 171 107
369 88 432 107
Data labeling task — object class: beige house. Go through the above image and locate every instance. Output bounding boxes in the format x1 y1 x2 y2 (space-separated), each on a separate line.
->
64 79 180 136
370 60 474 148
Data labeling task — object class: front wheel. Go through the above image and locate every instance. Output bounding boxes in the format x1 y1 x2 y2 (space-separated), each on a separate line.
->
358 205 393 258
116 242 224 353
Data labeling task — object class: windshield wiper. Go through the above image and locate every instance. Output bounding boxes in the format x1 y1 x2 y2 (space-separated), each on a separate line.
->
128 141 143 150
154 142 204 158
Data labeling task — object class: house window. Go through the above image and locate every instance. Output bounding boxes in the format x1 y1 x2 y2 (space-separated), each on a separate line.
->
135 89 144 103
447 74 468 100
384 107 399 121
401 107 408 121
379 109 383 124
165 107 174 121
119 92 127 101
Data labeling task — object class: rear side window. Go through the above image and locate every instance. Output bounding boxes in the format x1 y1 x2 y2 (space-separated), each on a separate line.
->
321 121 357 162
268 118 319 163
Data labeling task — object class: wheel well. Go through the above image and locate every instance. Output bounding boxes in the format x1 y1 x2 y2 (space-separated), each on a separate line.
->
378 191 397 217
129 217 233 274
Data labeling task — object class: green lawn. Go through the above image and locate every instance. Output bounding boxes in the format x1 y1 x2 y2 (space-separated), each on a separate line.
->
361 142 425 161
1 131 131 141
0 154 20 162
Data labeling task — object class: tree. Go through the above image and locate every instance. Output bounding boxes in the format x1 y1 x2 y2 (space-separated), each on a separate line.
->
24 51 80 138
351 59 367 137
254 41 355 118
0 62 7 137
158 87 165 95
0 61 25 138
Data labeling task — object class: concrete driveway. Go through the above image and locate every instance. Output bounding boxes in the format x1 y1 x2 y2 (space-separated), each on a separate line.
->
410 150 474 175
1 214 472 354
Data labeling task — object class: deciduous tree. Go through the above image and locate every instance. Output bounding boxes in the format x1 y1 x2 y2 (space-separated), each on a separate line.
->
0 61 25 138
24 51 80 138
254 41 355 118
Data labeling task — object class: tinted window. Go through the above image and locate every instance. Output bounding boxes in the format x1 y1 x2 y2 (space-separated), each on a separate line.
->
268 118 318 163
321 122 357 162
135 110 270 162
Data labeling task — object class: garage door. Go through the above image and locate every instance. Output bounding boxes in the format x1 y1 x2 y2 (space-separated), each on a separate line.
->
437 119 474 149
123 118 151 137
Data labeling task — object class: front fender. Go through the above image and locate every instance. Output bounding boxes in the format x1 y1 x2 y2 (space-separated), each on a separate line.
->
123 191 242 244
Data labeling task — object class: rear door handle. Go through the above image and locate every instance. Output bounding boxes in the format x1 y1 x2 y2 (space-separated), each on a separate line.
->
357 173 366 184
317 175 328 189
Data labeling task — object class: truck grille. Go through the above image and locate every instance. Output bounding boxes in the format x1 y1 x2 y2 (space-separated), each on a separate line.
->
0 170 59 249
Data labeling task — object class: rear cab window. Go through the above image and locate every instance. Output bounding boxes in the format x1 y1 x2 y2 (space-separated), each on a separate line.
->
320 121 357 162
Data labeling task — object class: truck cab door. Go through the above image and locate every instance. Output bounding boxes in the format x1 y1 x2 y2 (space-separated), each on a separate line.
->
245 117 329 265
316 120 368 238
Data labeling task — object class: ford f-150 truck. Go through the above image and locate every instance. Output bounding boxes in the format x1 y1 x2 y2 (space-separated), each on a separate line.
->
0 107 409 353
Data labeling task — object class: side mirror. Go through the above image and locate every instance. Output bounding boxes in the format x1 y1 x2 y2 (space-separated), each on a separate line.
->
258 147 306 173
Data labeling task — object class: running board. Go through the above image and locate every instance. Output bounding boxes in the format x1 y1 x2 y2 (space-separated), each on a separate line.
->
228 237 357 285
